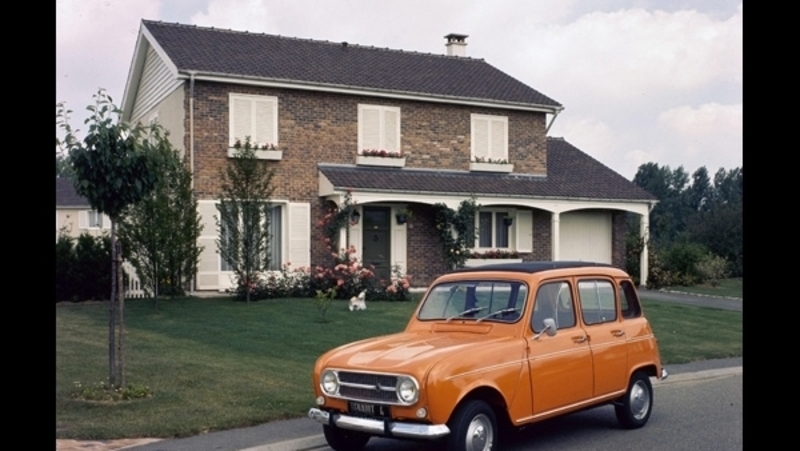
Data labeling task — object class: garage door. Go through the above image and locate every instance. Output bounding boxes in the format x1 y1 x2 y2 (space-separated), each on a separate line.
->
559 211 612 263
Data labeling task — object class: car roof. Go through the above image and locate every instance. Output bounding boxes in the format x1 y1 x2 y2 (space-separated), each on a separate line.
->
449 261 617 275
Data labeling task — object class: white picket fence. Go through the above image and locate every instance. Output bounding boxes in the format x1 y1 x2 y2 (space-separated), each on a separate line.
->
122 261 147 299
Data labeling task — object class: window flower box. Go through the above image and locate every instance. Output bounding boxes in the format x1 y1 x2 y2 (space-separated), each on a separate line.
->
469 162 513 173
464 258 523 267
356 155 406 168
227 148 283 160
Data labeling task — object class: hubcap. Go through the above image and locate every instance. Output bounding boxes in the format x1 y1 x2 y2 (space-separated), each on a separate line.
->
630 380 651 420
465 413 493 451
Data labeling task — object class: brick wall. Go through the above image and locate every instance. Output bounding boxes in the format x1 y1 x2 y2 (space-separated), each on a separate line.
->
185 81 549 283
611 211 628 270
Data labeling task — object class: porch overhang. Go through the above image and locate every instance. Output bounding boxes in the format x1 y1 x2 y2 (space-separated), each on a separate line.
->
318 164 651 216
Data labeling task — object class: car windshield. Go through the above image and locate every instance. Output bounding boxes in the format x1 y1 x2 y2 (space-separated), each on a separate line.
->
418 280 528 322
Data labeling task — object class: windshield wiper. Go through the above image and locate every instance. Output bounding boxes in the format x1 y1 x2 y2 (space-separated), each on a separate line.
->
476 308 519 323
445 307 486 322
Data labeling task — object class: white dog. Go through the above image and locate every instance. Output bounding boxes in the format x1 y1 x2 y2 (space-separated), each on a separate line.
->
349 290 367 311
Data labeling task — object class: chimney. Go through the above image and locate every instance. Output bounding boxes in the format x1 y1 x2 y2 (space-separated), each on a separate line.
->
445 33 468 57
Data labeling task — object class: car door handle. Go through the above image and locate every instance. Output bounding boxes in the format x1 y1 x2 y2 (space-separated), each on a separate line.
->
612 330 625 337
573 335 588 343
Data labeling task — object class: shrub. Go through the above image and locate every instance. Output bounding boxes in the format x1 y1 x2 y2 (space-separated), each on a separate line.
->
56 234 77 302
695 253 730 286
662 241 708 286
368 265 412 301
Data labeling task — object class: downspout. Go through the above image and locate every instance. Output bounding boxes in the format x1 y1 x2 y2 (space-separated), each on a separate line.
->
188 71 197 293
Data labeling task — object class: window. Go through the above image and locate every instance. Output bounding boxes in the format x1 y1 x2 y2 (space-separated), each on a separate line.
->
418 280 527 322
79 210 109 229
471 114 508 161
619 281 642 319
476 211 511 249
532 281 576 333
229 93 278 148
578 280 617 325
358 104 400 153
219 204 283 272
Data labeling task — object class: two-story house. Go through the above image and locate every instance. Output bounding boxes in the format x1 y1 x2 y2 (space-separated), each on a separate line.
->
121 20 656 290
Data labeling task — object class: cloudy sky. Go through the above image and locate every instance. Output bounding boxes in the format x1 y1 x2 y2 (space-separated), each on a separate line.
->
56 0 742 180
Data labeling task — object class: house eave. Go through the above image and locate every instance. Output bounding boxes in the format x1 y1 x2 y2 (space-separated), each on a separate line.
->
122 23 182 121
177 71 563 114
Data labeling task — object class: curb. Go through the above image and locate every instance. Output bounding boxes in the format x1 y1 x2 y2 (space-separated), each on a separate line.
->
239 434 326 451
654 366 742 386
655 288 742 301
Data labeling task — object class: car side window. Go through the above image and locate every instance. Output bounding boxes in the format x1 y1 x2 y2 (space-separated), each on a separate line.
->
619 280 642 319
532 281 576 333
578 280 617 325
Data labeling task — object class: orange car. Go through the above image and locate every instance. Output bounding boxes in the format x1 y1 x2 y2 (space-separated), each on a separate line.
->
309 262 667 451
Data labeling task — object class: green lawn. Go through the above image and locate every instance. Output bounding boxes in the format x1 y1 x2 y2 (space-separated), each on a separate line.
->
664 277 743 298
57 293 741 440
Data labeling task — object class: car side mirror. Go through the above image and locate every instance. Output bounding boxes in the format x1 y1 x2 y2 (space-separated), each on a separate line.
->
534 318 557 340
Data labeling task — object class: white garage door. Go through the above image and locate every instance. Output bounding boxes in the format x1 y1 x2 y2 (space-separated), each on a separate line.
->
559 211 612 264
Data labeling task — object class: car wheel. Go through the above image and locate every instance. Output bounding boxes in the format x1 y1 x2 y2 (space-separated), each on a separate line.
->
446 400 497 451
322 425 370 451
615 371 653 429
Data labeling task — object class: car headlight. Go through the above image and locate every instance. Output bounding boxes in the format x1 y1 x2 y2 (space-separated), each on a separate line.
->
321 370 339 395
397 377 419 404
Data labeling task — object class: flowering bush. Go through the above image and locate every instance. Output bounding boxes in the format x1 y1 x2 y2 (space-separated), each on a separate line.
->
312 246 375 299
369 265 412 301
471 249 520 259
434 198 479 269
359 149 404 158
234 263 313 301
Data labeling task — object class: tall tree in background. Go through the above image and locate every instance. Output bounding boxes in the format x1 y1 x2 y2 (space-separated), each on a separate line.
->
119 127 203 306
216 138 276 303
56 89 167 388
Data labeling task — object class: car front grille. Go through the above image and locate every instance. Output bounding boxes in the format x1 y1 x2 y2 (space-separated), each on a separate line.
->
337 371 400 404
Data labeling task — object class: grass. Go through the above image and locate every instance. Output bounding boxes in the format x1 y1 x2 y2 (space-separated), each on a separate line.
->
57 292 740 440
664 277 743 298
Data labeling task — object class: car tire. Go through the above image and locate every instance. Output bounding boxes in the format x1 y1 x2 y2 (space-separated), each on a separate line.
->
615 371 653 429
322 425 370 451
446 400 497 451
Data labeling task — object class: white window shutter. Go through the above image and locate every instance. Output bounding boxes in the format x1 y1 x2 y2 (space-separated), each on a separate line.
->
288 202 310 268
79 211 88 229
490 118 507 159
102 214 111 229
383 108 399 152
472 116 489 159
231 97 252 146
360 106 381 150
254 98 276 146
196 200 222 290
516 210 533 253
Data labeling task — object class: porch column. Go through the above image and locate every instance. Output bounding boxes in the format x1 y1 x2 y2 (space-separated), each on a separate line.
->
551 212 560 261
639 213 649 287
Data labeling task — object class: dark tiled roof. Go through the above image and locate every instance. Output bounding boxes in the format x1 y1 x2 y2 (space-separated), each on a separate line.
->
56 178 90 207
318 138 655 202
143 20 561 108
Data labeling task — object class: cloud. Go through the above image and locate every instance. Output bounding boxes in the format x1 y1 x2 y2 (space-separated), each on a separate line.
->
513 5 742 109
658 102 742 168
191 0 278 32
57 0 161 104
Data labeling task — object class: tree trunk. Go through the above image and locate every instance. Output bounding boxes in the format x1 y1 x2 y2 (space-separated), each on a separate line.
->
109 221 118 387
117 238 125 388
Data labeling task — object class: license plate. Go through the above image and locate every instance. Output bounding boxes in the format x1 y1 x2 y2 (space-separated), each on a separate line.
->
348 401 390 418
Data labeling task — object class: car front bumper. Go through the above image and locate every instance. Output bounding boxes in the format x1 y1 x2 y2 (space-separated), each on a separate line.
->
308 408 450 439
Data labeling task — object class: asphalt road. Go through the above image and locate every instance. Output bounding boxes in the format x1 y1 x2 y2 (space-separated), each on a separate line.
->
637 288 742 311
313 371 743 451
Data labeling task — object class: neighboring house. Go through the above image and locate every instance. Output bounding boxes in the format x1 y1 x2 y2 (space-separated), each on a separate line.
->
121 21 656 290
56 177 110 240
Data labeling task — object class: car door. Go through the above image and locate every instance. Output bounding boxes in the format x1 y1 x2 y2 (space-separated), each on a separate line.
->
576 278 629 397
527 280 593 414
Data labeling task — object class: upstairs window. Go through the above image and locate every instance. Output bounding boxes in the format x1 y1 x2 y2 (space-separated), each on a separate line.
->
358 104 400 154
471 114 508 162
229 94 278 148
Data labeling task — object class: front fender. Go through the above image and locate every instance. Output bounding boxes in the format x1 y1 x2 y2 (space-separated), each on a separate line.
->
423 340 526 424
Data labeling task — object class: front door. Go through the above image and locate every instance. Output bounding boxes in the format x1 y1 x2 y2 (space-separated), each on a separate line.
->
362 207 391 281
